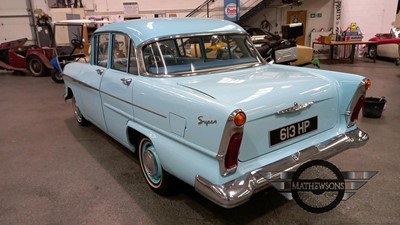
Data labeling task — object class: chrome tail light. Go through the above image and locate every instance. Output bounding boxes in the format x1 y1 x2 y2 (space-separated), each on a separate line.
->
217 109 246 176
346 78 370 127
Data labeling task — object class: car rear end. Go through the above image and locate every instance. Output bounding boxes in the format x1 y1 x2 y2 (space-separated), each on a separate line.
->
192 66 370 208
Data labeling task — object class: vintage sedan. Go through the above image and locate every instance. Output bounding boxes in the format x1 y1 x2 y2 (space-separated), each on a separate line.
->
367 28 400 62
62 18 370 208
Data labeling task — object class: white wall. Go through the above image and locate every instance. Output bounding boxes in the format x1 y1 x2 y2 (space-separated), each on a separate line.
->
32 0 49 13
341 0 397 41
31 0 398 41
245 0 398 46
245 0 334 45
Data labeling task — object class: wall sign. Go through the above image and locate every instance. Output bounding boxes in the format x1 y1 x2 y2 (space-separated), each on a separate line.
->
123 2 139 17
224 0 240 21
334 0 341 35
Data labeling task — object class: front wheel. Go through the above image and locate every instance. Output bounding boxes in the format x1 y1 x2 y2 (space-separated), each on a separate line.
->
72 97 90 126
139 137 176 195
51 69 64 83
368 45 377 59
27 56 47 77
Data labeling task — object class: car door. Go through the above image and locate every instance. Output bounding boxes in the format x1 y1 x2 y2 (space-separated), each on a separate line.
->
75 32 110 131
100 33 138 148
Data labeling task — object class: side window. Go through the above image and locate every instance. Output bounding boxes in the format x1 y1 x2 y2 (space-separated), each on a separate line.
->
111 33 129 72
95 33 110 67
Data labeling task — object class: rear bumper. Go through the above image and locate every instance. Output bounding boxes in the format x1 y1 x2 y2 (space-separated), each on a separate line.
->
194 128 368 208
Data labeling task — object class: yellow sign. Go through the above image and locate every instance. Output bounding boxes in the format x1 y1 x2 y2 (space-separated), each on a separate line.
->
350 23 357 32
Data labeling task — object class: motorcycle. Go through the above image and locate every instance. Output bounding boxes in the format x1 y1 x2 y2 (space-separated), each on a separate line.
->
254 37 298 64
247 23 320 67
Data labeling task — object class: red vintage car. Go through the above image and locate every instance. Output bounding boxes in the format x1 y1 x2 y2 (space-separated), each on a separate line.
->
367 28 400 63
0 38 54 76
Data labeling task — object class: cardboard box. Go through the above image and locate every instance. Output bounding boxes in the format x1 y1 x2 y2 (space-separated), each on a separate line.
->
320 35 331 44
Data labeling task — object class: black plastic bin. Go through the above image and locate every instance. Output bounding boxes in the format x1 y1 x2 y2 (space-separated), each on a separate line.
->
362 97 387 118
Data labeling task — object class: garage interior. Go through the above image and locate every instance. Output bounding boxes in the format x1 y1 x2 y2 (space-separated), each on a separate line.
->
1 0 400 224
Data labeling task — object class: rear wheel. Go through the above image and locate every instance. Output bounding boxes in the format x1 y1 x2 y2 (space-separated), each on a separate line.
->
51 69 64 83
139 137 176 195
72 97 90 126
27 56 47 77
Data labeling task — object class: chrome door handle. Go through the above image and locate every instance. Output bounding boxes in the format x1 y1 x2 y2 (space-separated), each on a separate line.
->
121 78 132 86
96 69 104 75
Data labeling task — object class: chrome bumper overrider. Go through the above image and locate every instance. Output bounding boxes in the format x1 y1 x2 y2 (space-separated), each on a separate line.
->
194 128 369 208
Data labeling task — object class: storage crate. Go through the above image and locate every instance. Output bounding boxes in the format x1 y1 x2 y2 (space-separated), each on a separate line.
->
320 35 331 44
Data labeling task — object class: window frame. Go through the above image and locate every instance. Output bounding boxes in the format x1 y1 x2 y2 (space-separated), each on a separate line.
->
110 33 130 73
92 32 111 68
92 32 139 75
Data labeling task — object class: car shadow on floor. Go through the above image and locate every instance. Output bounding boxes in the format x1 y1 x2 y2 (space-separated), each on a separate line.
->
64 116 362 224
63 117 301 223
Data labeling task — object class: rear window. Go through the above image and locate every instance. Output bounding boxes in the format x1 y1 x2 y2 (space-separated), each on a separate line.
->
142 34 263 76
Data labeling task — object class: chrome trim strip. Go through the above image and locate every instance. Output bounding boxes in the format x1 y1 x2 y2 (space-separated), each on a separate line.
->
63 74 98 92
346 79 367 127
103 91 133 106
63 74 167 118
103 102 134 120
132 102 167 119
195 128 369 208
177 84 216 99
136 32 247 49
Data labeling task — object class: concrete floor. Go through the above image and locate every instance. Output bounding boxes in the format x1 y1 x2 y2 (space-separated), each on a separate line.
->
0 58 399 225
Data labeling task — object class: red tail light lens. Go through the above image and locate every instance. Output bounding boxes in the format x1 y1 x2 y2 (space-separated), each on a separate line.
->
351 95 365 123
224 132 243 170
365 79 372 90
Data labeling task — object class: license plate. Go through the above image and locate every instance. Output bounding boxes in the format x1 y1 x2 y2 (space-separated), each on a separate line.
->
270 116 318 146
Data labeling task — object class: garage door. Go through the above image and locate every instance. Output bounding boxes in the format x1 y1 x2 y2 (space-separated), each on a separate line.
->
0 0 36 44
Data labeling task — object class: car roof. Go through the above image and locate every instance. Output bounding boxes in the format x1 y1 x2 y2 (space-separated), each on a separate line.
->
94 18 246 46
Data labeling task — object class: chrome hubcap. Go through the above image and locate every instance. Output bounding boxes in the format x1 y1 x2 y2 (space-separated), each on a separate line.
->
72 98 83 123
141 141 161 185
369 48 376 58
143 150 156 176
31 59 42 73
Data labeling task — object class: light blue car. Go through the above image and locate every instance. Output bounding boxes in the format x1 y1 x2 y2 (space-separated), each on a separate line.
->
63 18 370 208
